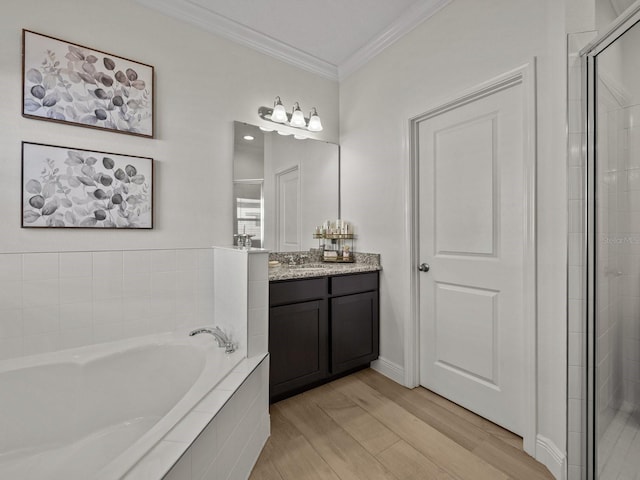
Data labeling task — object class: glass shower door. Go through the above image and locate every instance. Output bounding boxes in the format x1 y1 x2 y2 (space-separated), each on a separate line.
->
592 16 640 480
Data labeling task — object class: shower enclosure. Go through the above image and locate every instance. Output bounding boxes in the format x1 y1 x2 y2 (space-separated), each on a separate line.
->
585 6 640 479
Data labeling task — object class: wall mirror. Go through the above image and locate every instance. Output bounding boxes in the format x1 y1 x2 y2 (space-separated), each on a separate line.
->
233 121 340 251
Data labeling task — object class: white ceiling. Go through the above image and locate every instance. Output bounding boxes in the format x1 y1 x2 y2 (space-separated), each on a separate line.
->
135 0 452 80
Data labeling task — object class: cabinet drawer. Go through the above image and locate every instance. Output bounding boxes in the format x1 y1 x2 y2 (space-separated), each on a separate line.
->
330 271 378 296
270 277 327 306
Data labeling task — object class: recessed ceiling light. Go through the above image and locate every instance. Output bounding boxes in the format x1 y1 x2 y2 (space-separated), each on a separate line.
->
243 135 254 141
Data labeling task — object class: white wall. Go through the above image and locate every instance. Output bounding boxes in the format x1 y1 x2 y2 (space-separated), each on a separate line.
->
340 0 568 475
0 0 338 255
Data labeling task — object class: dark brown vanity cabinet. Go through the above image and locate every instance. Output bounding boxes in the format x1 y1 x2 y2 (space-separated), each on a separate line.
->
330 291 379 375
269 271 379 402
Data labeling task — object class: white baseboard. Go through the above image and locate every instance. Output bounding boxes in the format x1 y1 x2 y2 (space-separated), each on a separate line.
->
536 434 567 480
371 357 406 385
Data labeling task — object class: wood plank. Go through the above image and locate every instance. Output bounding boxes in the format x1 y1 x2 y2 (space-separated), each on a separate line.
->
249 447 285 480
251 406 340 480
355 368 489 451
277 390 398 480
384 370 523 447
252 369 554 480
329 374 510 480
409 384 524 450
305 383 401 455
472 435 554 480
376 440 459 480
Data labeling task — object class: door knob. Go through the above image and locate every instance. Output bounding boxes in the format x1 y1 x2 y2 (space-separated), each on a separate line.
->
418 263 430 272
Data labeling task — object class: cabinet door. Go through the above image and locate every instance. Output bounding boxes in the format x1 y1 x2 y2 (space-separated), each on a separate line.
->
269 299 328 400
330 291 379 375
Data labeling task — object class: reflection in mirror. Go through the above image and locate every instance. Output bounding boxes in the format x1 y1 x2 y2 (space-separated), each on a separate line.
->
233 121 339 251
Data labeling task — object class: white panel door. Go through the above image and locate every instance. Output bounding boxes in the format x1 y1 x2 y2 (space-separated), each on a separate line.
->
419 81 526 435
276 166 300 252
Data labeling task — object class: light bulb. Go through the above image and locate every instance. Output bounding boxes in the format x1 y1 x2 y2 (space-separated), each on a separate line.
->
290 102 306 128
243 135 254 141
271 96 287 123
307 107 323 132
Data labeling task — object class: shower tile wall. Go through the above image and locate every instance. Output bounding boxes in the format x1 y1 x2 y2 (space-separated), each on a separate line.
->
567 31 596 480
0 248 215 361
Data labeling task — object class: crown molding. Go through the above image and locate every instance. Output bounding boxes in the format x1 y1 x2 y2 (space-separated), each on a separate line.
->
338 0 452 80
135 0 339 80
135 0 451 83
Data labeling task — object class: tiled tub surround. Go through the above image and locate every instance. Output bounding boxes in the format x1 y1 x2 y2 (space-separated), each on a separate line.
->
214 247 270 358
0 248 216 361
268 251 381 281
150 355 269 480
0 246 271 480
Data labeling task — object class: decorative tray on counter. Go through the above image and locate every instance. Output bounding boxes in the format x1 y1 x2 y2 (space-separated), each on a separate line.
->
313 233 355 240
322 256 355 263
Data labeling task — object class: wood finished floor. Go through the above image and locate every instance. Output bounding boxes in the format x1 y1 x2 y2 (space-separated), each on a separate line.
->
249 369 554 480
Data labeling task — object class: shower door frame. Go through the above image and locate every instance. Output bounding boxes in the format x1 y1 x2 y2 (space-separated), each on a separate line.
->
582 4 640 478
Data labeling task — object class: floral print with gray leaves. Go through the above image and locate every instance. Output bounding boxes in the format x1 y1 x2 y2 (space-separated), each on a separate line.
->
23 149 151 228
24 43 151 135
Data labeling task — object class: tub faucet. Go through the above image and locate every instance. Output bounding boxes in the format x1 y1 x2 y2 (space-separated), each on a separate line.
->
189 326 236 353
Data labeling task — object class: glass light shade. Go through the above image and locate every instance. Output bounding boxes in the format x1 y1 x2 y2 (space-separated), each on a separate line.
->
272 104 287 123
290 103 306 128
271 97 288 123
307 109 323 132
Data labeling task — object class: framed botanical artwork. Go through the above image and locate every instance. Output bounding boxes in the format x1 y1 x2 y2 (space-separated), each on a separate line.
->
22 142 153 229
22 30 154 137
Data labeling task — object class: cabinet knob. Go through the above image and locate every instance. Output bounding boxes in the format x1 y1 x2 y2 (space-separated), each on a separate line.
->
418 263 430 273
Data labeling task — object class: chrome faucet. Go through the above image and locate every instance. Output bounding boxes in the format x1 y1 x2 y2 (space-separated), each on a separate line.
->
189 326 236 353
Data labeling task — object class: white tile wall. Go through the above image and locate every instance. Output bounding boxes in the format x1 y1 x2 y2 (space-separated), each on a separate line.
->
567 31 595 480
0 248 217 361
213 247 269 358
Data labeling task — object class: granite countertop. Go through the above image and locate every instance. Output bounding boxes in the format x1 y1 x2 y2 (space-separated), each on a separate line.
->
268 251 381 281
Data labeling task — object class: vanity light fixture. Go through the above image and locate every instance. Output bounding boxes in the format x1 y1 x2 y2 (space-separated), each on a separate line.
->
258 97 324 133
243 135 254 141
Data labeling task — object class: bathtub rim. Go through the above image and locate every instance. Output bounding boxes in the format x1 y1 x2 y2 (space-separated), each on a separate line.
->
111 353 269 480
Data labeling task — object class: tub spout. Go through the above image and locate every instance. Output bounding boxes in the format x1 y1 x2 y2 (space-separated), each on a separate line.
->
189 327 236 353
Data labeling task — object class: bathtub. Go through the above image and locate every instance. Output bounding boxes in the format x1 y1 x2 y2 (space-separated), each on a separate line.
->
0 329 245 480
